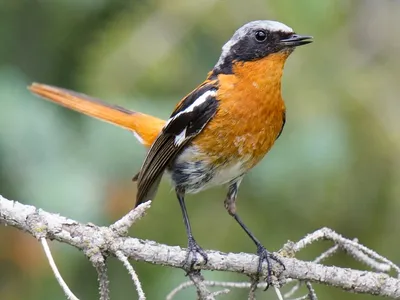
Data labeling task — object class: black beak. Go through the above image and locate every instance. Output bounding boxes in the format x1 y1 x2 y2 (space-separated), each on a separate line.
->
280 34 313 47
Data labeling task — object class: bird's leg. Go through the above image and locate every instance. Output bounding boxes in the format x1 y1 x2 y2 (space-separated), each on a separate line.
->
176 188 208 271
225 179 285 287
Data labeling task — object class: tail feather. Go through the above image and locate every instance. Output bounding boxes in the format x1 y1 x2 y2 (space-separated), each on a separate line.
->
28 83 165 147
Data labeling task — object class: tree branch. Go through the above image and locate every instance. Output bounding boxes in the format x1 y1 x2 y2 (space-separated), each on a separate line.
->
115 250 146 300
90 254 110 300
1 194 400 298
40 238 80 300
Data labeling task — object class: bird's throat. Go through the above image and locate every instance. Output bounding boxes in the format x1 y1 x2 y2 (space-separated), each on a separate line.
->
233 53 289 93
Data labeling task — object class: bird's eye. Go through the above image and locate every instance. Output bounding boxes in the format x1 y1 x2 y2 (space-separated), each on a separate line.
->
254 30 267 42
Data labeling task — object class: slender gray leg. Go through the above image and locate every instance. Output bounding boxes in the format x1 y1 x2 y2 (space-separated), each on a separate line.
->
176 188 208 270
225 177 285 286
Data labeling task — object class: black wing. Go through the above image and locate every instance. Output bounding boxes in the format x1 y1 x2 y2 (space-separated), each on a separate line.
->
135 82 219 207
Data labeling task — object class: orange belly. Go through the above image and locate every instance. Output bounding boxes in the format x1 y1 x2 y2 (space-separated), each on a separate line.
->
194 52 287 170
171 95 285 193
193 95 285 171
170 53 288 193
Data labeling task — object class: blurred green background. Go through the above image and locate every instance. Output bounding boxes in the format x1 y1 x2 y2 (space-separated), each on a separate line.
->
1 0 399 299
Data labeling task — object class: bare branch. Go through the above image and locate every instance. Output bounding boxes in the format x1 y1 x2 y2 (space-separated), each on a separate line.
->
284 280 302 299
248 279 258 300
275 286 284 300
284 244 339 299
293 227 400 275
166 280 272 299
188 271 215 300
40 238 79 300
89 252 110 300
211 289 230 297
2 195 400 298
291 295 308 300
341 240 391 273
167 280 273 299
305 282 317 300
110 202 152 236
313 245 339 264
115 250 146 300
166 281 195 300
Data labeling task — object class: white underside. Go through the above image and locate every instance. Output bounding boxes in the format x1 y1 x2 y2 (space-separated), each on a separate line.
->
206 159 248 188
170 145 250 193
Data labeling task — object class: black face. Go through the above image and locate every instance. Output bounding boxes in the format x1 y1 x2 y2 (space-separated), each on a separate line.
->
212 28 312 76
230 29 294 61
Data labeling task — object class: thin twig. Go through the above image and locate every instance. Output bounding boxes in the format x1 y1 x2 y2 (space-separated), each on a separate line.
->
313 245 340 263
305 282 317 300
341 242 391 272
211 289 230 297
294 228 400 275
286 228 397 300
275 286 284 300
281 279 299 298
291 295 309 300
284 280 304 298
41 238 79 300
187 271 214 300
248 279 258 300
284 245 339 299
90 252 110 300
116 250 146 300
167 281 195 300
110 201 152 236
166 280 269 300
284 279 303 298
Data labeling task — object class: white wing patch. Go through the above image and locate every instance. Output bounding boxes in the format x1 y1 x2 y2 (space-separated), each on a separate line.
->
174 128 187 146
165 89 217 146
169 90 216 122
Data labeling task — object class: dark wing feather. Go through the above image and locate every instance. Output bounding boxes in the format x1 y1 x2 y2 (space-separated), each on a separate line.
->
135 134 182 204
171 82 214 117
135 82 219 207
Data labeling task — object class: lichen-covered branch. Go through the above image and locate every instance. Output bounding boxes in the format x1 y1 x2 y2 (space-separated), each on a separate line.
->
1 194 400 298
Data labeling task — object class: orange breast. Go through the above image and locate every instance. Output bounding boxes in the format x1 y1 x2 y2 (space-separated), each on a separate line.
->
193 53 288 170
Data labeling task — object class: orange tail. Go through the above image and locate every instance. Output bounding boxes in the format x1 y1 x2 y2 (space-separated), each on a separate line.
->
28 83 165 147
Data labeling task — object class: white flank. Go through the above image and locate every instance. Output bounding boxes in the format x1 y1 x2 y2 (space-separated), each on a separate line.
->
211 159 249 186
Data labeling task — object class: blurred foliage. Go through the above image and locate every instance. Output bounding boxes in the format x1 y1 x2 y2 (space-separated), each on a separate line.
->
1 0 400 299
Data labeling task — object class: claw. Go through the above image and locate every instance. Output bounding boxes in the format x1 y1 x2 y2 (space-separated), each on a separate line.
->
256 245 285 290
185 237 208 271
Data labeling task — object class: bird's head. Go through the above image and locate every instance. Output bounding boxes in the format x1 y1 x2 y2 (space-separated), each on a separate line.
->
213 20 312 76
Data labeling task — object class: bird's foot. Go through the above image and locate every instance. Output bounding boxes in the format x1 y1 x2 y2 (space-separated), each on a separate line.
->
256 244 285 290
184 237 208 272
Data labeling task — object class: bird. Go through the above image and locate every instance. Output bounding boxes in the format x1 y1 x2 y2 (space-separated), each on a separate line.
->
29 20 312 282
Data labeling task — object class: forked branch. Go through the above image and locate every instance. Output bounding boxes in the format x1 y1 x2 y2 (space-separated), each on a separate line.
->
1 194 400 299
